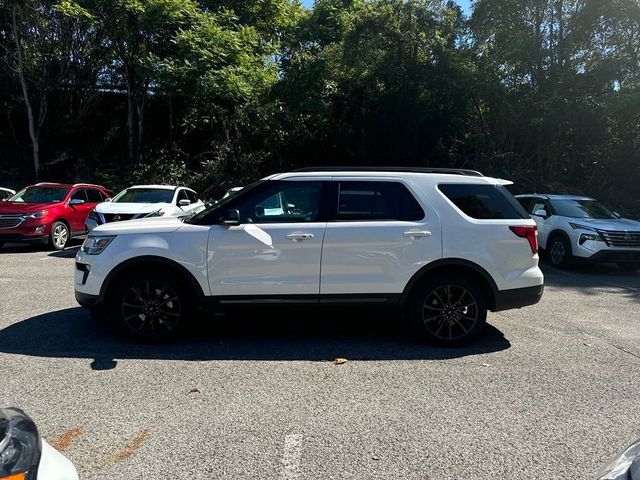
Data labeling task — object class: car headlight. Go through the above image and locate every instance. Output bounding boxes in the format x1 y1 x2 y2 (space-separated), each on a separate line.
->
0 407 42 480
144 210 165 218
597 438 640 479
81 235 115 255
569 222 596 231
20 211 48 220
579 233 603 245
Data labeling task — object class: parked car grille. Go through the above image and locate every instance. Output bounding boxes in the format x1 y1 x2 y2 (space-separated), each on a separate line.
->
597 230 640 248
102 213 135 223
0 214 24 229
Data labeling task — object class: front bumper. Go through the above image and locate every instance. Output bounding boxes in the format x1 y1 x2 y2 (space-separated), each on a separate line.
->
0 233 48 244
493 284 544 311
587 250 640 263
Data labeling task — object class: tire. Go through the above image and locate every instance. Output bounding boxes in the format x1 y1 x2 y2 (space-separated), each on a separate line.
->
107 272 192 342
408 275 487 346
618 263 640 272
547 235 572 269
49 221 69 251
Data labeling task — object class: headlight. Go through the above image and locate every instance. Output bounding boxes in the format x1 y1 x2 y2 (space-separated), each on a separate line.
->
0 407 42 480
81 235 115 255
569 222 596 231
21 211 47 220
579 233 603 245
597 438 640 479
144 210 165 218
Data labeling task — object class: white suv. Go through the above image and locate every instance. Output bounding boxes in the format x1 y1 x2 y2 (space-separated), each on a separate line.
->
74 168 544 345
516 194 640 271
85 184 205 231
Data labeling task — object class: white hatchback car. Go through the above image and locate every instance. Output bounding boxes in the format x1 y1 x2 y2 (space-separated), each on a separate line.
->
516 194 640 271
75 168 544 345
85 184 205 231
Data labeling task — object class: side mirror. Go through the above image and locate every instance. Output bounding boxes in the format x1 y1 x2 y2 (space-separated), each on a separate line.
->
533 209 547 218
178 199 191 207
220 209 240 226
69 198 85 206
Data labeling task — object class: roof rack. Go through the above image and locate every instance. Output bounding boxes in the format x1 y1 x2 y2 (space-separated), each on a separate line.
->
35 182 63 186
294 166 484 176
73 183 102 187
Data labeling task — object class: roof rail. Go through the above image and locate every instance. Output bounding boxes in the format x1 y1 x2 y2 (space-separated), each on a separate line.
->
73 183 102 187
294 166 484 176
35 182 63 186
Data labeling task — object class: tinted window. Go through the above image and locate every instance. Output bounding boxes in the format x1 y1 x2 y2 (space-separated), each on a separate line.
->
186 190 198 203
438 184 528 219
70 189 88 202
9 186 69 203
177 189 189 203
550 199 616 219
235 181 323 223
112 188 175 203
86 189 104 203
336 181 424 221
529 199 549 215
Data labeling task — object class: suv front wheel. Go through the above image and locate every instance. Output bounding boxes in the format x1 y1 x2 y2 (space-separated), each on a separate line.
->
408 275 487 346
108 272 192 342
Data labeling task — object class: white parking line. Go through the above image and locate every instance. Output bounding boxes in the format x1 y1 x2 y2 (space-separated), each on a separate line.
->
281 434 303 480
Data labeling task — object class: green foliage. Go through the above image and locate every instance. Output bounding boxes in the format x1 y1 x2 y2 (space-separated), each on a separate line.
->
0 0 639 215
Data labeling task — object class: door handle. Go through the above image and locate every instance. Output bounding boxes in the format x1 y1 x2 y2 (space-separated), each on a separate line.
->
403 230 431 238
286 232 314 241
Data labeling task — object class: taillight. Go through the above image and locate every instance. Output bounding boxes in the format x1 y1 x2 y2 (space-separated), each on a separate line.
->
509 225 538 254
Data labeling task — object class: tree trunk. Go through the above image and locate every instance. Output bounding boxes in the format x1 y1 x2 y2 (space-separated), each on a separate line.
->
12 4 40 180
126 63 137 165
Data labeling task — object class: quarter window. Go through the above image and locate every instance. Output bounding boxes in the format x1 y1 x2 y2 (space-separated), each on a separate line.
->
336 181 424 221
438 184 528 220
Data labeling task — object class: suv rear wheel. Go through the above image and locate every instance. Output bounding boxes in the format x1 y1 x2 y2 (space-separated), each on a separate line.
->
108 272 192 342
408 275 487 346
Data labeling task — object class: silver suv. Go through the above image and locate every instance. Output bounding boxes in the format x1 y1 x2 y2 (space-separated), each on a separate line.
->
516 194 640 271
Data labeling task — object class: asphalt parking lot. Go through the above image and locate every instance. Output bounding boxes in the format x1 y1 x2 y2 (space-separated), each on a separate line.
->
0 242 639 480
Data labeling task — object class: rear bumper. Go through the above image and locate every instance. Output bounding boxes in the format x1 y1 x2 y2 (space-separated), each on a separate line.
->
493 284 544 312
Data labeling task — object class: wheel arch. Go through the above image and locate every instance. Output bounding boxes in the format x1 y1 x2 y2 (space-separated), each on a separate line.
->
400 259 499 311
100 256 206 304
546 229 573 251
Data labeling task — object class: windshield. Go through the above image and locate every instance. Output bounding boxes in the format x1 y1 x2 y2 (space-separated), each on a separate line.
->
8 186 69 203
112 188 175 203
551 199 617 219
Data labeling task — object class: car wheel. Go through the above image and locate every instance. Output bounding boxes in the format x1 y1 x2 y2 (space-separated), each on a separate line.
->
108 273 191 342
49 221 69 250
548 235 572 269
618 263 640 272
408 275 487 346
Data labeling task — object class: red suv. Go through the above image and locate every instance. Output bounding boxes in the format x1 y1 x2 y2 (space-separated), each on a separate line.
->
0 183 112 250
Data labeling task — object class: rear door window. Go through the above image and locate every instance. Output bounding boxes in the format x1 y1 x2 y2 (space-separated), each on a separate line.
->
335 181 424 221
438 184 528 220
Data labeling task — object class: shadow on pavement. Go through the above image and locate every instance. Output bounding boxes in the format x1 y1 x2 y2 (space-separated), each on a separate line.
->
0 306 510 368
47 245 80 258
541 263 640 302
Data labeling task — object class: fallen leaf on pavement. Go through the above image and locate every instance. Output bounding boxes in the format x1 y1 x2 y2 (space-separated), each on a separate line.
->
333 358 348 365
